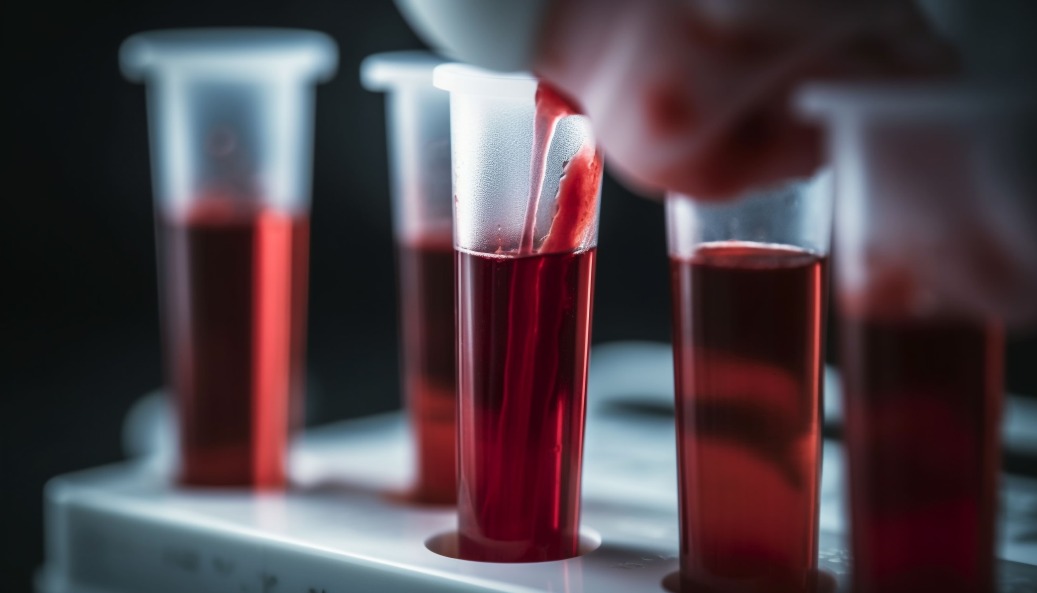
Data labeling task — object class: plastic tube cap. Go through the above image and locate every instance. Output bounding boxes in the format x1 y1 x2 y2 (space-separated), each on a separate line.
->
121 28 338 82
361 51 449 91
432 63 536 98
799 82 1034 123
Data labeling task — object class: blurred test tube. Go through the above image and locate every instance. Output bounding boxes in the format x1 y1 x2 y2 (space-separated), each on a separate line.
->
802 84 1035 592
121 28 337 488
361 51 457 505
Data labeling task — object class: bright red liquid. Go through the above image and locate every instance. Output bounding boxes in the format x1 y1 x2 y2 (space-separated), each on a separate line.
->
398 235 457 504
670 242 826 593
455 247 596 562
159 199 309 488
840 314 1002 593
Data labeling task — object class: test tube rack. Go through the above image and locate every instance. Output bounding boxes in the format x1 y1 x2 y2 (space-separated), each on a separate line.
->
39 343 1037 593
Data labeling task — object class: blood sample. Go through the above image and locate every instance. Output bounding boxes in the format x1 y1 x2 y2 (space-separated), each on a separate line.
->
455 246 595 562
840 313 1002 593
160 197 309 488
397 232 457 504
670 241 826 592
436 66 603 562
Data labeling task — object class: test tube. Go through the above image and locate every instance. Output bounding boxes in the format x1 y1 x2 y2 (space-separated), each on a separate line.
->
434 64 603 562
121 29 338 488
800 85 1026 593
666 177 831 591
360 52 456 505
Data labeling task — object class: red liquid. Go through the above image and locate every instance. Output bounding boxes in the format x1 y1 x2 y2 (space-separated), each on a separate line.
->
288 216 310 438
670 242 826 592
455 247 596 562
397 235 457 504
840 314 1002 593
159 199 309 488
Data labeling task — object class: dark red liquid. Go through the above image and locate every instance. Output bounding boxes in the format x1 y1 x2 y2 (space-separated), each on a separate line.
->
455 247 596 562
840 314 1002 593
159 199 309 488
288 217 310 438
670 242 826 592
397 235 457 504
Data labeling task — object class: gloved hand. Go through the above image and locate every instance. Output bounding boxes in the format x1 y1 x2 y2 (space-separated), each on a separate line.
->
396 0 1036 326
397 0 956 199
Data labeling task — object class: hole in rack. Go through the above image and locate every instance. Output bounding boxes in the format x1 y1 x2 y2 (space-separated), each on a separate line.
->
660 569 837 592
425 528 602 562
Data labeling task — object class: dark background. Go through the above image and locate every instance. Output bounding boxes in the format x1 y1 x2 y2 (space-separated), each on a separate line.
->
3 1 1035 590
